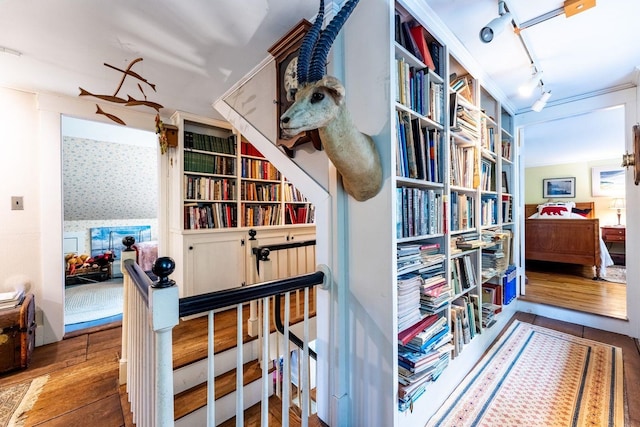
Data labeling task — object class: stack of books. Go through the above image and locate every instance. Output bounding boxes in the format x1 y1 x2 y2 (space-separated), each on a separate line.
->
419 270 450 314
482 303 500 329
0 288 26 310
397 273 423 332
397 314 453 411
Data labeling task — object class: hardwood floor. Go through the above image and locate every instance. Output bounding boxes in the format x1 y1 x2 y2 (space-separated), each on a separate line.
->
2 310 638 426
522 261 627 319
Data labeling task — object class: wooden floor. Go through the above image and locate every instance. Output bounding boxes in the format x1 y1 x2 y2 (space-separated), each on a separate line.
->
521 261 627 319
2 311 638 426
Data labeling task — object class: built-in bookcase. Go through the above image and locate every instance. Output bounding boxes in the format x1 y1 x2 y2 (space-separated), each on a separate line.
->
164 111 316 298
393 1 517 416
170 112 314 231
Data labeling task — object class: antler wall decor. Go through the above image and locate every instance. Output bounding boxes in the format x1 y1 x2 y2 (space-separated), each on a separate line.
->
279 0 382 202
79 57 163 126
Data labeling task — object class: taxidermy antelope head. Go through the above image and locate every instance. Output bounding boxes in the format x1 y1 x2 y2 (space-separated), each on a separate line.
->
280 0 382 202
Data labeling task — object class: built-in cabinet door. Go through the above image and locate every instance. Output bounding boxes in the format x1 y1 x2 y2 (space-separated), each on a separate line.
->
185 235 245 296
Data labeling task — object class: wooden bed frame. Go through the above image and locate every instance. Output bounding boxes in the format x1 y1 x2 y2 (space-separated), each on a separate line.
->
525 202 601 279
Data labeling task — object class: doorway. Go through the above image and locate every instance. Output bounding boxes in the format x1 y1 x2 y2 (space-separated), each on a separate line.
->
520 106 627 319
61 116 158 333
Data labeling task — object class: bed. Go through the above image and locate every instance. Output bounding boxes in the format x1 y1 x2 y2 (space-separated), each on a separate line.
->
525 201 613 279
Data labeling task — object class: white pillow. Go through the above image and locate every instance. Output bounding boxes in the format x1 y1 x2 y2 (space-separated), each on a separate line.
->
536 202 575 217
529 210 586 219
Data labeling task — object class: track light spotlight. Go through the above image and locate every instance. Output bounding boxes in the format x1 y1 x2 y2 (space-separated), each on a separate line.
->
531 91 552 112
519 71 543 97
480 1 513 43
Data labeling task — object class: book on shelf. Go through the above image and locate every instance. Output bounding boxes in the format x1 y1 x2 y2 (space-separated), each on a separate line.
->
402 113 418 179
482 303 501 328
469 294 481 335
452 297 473 341
419 285 451 314
450 254 477 291
398 313 439 346
429 41 441 76
450 74 473 103
396 187 443 239
501 171 510 193
400 320 450 354
397 273 423 332
399 21 423 62
483 283 503 313
455 238 484 250
502 139 512 159
412 117 427 180
398 348 451 412
240 138 264 157
184 131 236 155
450 306 463 357
398 316 453 411
394 12 403 46
408 24 435 71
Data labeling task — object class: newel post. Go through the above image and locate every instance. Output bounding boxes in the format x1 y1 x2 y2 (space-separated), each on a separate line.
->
150 257 179 427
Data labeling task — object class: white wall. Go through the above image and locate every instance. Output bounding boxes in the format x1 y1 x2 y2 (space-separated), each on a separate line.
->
0 87 42 320
1 87 159 344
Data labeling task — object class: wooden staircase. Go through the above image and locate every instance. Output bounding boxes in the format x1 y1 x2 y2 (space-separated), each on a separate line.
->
171 290 320 425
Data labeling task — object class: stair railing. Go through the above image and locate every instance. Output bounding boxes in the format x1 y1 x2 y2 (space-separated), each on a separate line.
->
248 237 319 420
120 252 179 427
120 237 329 427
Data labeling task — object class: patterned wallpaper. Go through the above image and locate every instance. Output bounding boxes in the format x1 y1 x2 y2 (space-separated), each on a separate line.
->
64 218 158 255
63 136 158 220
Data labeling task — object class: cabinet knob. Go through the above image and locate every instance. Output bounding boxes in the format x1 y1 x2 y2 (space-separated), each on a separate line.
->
189 246 193 250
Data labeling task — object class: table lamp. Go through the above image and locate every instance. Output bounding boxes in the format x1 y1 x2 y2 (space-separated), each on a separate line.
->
609 198 625 226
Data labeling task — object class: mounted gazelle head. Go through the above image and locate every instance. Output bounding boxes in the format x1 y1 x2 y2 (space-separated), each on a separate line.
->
280 0 360 140
280 0 382 202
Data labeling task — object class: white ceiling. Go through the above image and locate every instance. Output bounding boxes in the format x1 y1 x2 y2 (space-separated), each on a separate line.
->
1 0 637 166
424 0 638 167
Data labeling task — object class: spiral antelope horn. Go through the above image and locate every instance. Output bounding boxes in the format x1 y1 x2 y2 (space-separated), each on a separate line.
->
307 0 361 83
296 0 325 86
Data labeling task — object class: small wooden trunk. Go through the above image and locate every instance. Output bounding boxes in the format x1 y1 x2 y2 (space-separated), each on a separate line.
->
0 293 35 373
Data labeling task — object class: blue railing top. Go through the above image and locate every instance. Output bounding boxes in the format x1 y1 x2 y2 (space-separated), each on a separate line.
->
178 271 324 317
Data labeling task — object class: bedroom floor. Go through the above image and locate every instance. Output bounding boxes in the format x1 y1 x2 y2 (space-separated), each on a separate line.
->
64 278 124 335
521 261 627 319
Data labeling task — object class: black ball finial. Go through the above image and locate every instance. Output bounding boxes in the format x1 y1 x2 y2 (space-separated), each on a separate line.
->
259 247 270 262
122 236 136 251
152 257 176 288
248 229 257 240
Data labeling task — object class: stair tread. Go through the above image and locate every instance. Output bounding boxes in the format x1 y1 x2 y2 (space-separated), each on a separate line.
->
174 359 275 420
218 394 328 427
172 290 317 370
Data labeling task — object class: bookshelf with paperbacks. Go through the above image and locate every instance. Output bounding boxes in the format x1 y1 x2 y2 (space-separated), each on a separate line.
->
392 2 518 422
166 111 315 297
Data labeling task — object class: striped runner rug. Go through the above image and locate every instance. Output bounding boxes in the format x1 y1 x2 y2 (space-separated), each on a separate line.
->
427 320 624 426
